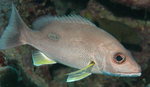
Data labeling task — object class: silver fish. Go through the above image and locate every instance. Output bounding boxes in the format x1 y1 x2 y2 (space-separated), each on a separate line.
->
0 4 141 82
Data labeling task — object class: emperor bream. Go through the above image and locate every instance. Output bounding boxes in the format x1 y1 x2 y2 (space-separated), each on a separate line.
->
0 4 141 82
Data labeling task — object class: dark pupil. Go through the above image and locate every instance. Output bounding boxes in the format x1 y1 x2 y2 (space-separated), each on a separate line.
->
116 56 123 61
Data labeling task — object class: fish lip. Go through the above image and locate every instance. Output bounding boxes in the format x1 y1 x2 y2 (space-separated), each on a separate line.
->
102 71 141 77
115 72 141 77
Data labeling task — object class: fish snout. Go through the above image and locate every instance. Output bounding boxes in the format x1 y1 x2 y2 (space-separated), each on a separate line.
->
133 63 141 73
102 57 142 77
127 58 141 74
118 61 142 77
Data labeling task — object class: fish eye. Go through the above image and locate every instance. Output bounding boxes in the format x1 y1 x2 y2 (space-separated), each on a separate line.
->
113 53 126 64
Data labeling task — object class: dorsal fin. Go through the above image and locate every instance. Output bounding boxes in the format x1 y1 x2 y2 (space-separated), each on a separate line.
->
32 15 96 30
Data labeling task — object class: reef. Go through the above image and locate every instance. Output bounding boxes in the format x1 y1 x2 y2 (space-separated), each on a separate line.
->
111 0 150 9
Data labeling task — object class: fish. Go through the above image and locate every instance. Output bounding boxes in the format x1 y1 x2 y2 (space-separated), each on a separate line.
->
0 4 141 82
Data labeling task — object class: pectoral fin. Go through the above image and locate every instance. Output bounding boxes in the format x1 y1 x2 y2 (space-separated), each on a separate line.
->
32 51 56 66
67 61 95 82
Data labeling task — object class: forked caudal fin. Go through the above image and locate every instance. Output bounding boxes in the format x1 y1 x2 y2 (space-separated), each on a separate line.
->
0 4 30 49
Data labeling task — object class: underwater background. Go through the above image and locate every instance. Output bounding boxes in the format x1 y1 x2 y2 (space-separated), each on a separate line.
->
0 0 149 87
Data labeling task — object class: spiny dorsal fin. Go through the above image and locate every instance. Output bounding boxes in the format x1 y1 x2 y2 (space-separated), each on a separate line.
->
32 15 96 30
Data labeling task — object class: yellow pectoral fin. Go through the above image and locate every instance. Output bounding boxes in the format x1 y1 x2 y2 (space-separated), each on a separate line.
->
32 51 57 66
67 72 92 82
67 61 95 82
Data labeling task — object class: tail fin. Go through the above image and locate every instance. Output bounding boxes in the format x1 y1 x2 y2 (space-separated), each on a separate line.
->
0 4 29 49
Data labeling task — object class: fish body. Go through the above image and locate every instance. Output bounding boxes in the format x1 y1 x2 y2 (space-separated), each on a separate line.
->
0 5 141 82
29 19 119 73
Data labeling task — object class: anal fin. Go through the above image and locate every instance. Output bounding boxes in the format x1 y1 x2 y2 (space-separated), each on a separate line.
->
32 51 56 66
67 61 95 82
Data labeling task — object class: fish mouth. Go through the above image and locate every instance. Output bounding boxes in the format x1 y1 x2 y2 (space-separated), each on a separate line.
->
115 72 141 77
102 71 141 77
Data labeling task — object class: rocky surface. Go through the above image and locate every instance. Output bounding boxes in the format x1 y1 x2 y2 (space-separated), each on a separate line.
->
112 0 150 9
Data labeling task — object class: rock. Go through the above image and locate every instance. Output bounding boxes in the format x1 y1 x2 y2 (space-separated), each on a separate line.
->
96 18 142 45
2 46 51 87
53 0 89 15
112 0 150 9
0 66 18 87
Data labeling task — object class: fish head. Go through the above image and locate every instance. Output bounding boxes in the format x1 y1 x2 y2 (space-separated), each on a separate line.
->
97 42 141 77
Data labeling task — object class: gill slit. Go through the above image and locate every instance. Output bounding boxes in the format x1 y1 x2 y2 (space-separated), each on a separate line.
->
91 49 103 73
99 49 105 73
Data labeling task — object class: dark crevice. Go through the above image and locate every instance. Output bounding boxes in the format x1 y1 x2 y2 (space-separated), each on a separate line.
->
96 0 150 20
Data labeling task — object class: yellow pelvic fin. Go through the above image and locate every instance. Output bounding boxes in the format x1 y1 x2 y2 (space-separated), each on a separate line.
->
67 61 95 82
32 51 56 66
